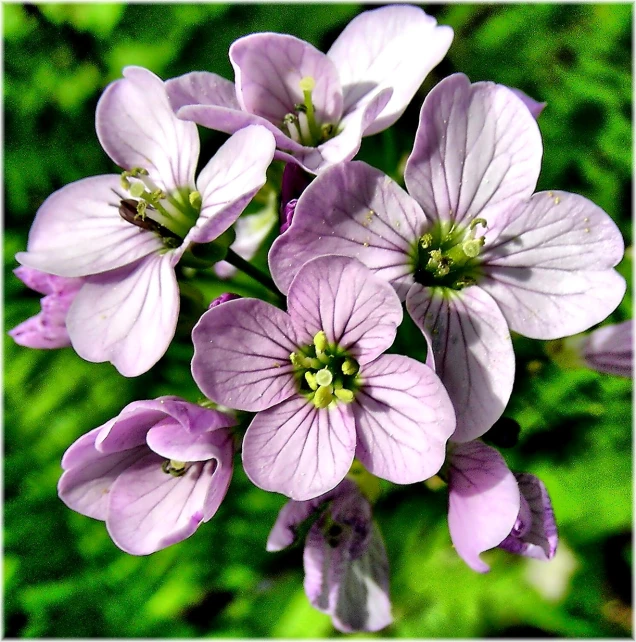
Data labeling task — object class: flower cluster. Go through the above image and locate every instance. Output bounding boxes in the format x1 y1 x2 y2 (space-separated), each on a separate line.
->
11 5 628 634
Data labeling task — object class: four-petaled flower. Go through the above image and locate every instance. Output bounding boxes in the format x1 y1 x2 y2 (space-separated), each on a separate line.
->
16 66 276 376
166 5 453 174
191 255 455 500
268 478 392 633
58 396 236 555
269 73 626 442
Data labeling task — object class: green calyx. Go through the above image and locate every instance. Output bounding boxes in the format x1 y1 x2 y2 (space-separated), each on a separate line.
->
412 218 487 290
281 76 338 147
118 167 201 248
290 331 360 409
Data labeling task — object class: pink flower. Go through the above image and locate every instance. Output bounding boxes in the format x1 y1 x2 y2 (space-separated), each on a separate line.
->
267 479 392 633
166 5 453 174
16 66 276 376
270 74 626 441
191 255 455 500
447 441 557 573
9 267 82 349
58 397 235 555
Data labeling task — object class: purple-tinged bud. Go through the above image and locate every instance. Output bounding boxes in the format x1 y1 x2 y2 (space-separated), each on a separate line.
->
209 292 241 309
280 198 298 233
280 162 311 232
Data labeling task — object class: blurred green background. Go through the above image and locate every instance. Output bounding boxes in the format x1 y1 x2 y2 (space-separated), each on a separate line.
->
4 3 632 637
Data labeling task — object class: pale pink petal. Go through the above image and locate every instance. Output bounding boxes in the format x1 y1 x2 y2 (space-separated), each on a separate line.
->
328 5 453 134
58 441 147 521
448 441 520 573
287 256 403 365
106 452 214 555
508 87 546 119
242 396 356 501
191 298 302 412
353 354 454 484
583 320 633 377
404 73 543 230
15 175 164 278
66 253 179 377
96 66 199 192
166 71 240 112
230 33 343 126
406 284 515 442
480 191 626 338
187 126 276 245
269 161 422 298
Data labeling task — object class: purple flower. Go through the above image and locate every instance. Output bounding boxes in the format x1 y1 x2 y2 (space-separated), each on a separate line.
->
9 267 82 349
16 66 276 377
191 255 455 500
269 73 626 442
267 479 392 632
582 320 632 378
58 396 235 555
447 441 557 572
166 5 453 174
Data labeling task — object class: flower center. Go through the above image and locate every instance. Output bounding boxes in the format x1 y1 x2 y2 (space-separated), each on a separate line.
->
118 167 201 248
289 331 360 409
412 217 487 290
162 459 189 477
281 77 338 147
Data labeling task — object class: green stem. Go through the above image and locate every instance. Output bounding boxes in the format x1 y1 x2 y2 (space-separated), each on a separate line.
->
224 249 285 304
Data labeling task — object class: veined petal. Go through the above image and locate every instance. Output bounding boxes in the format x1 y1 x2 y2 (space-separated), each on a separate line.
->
96 66 199 192
499 473 558 561
405 74 542 230
188 126 276 245
66 253 179 377
480 191 626 338
354 354 454 484
406 284 514 442
328 5 452 134
15 175 163 278
448 441 520 573
230 33 343 126
583 320 633 377
58 440 146 521
287 256 403 365
508 87 546 119
146 416 233 463
242 396 356 501
166 71 240 112
191 298 301 412
269 161 422 298
107 452 214 555
95 403 166 454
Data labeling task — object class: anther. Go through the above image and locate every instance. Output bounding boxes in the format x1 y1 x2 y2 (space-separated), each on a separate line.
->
334 388 354 403
189 191 202 209
341 359 358 376
420 233 434 249
313 385 333 409
313 331 328 354
162 459 188 477
470 217 487 231
305 372 318 391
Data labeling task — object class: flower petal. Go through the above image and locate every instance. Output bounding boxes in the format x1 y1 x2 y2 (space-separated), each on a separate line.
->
480 191 626 338
406 284 514 442
583 320 633 377
353 354 454 484
95 402 166 454
287 255 403 365
266 482 349 552
188 126 276 245
499 473 558 561
107 452 214 555
242 396 356 500
508 87 546 119
191 298 301 412
328 5 453 135
166 71 240 112
58 433 146 521
230 33 343 127
404 73 543 230
269 161 421 298
448 441 520 573
66 253 179 377
15 175 164 277
146 415 233 463
96 66 199 192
